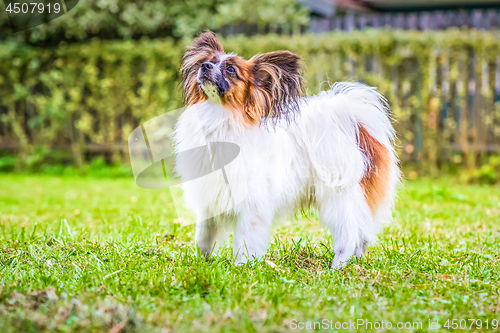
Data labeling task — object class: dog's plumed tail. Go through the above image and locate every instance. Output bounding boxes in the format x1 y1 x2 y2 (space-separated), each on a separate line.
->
300 82 400 229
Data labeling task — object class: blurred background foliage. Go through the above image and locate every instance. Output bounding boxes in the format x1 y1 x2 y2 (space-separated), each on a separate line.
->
0 0 309 45
1 0 500 184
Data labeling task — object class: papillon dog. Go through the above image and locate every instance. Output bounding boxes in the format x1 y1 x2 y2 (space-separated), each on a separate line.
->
174 31 400 268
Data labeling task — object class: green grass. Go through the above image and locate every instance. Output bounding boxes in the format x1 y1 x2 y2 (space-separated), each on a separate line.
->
0 174 499 332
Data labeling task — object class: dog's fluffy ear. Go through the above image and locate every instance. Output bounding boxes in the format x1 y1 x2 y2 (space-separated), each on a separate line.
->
181 31 224 105
249 51 305 125
188 30 223 54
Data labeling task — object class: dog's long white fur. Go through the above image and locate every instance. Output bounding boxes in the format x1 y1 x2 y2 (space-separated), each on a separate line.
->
174 82 399 267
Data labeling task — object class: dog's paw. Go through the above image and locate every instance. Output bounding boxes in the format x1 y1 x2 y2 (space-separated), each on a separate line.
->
331 260 348 271
331 254 355 270
234 256 248 266
355 241 368 259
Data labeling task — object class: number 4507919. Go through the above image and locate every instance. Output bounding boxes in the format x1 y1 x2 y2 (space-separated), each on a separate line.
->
6 2 61 14
444 319 499 330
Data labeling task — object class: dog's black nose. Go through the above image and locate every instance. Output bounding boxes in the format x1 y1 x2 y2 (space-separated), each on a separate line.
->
201 62 214 71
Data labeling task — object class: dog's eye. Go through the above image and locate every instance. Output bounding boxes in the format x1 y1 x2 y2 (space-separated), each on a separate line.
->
226 66 236 73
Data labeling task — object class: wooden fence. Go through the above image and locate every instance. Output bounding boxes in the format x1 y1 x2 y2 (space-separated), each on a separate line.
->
302 38 500 175
311 8 500 33
217 9 500 36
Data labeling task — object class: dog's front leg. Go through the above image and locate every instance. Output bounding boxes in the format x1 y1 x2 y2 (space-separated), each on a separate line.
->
233 214 272 264
195 218 231 257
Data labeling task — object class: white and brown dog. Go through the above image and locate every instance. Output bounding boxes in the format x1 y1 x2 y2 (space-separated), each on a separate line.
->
174 31 400 268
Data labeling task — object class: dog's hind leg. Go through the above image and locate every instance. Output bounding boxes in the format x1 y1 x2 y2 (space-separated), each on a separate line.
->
232 212 272 265
318 185 374 269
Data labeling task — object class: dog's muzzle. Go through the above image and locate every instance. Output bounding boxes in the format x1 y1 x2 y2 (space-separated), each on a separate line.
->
197 62 227 98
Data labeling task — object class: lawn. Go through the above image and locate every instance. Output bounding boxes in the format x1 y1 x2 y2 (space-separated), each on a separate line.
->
0 174 499 332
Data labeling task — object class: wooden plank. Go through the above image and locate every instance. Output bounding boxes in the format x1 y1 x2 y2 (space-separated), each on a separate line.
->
436 53 445 169
384 13 392 27
346 12 355 32
473 10 483 29
396 13 405 29
408 13 418 30
460 51 472 168
359 15 367 30
486 9 496 29
421 12 431 30
435 11 445 30
472 52 484 165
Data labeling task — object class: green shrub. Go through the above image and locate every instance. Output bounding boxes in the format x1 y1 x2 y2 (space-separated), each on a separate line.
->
461 156 500 184
1 30 500 175
0 156 16 172
0 0 309 44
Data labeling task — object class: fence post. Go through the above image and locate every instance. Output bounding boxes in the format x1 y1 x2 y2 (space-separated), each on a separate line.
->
414 61 423 171
486 56 497 155
435 53 444 171
473 50 485 166
446 52 458 166
460 50 472 169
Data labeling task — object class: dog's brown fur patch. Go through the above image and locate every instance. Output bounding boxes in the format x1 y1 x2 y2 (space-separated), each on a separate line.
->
358 125 391 216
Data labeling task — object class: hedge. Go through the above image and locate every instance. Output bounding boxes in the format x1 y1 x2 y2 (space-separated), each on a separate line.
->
0 0 308 44
1 29 500 175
